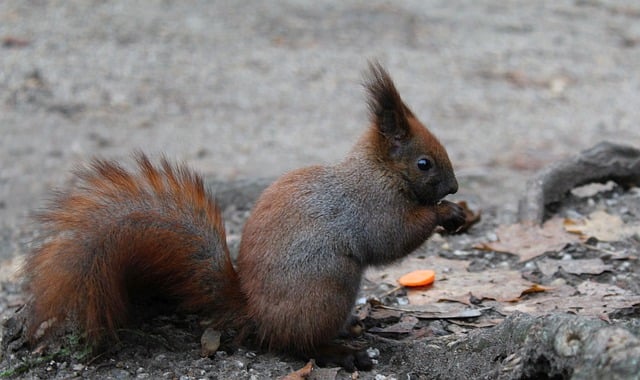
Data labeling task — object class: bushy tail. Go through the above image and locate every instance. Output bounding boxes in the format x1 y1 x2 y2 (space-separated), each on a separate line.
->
24 153 245 343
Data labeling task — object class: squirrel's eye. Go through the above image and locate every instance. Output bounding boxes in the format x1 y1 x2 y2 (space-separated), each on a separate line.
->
417 158 432 171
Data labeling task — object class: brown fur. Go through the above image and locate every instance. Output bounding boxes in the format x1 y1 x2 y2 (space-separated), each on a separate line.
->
25 154 245 342
24 62 464 369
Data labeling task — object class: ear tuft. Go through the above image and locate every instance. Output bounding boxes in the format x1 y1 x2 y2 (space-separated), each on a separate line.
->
363 61 411 141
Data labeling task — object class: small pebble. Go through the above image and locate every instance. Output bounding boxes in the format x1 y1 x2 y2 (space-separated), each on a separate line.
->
215 351 228 359
564 209 583 219
367 347 380 359
200 327 222 357
72 364 85 371
485 232 498 242
431 233 445 242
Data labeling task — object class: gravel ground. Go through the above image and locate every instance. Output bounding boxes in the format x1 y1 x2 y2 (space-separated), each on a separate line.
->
1 0 640 378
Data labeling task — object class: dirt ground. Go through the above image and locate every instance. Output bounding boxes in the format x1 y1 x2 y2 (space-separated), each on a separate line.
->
1 0 640 379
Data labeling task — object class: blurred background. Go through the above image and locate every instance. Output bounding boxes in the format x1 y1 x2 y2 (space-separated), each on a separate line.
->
2 0 640 259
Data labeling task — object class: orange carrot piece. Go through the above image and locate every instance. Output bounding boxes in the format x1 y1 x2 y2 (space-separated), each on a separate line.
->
398 269 436 287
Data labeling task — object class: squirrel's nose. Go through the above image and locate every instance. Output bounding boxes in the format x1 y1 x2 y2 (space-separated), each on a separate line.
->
448 178 458 195
436 177 458 200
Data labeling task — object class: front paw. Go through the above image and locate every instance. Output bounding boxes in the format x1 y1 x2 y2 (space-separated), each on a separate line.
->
437 200 467 233
314 345 373 372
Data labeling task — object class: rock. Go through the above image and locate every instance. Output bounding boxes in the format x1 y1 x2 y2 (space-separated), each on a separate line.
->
518 142 640 224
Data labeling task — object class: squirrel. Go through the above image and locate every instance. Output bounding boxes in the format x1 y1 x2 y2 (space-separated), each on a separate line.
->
22 62 465 371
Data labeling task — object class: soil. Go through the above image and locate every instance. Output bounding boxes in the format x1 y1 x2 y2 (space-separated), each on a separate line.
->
1 1 640 379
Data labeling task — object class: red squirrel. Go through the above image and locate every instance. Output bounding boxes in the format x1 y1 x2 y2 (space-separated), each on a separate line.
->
23 62 465 370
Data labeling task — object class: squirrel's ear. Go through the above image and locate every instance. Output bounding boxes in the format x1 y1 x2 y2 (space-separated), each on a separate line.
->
364 61 412 142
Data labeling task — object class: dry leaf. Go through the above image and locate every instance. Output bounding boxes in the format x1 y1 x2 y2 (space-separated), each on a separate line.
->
309 367 340 380
536 258 613 277
564 210 640 241
368 315 419 334
499 281 640 317
521 283 551 295
406 268 544 305
577 280 632 297
497 283 578 314
379 303 486 319
282 360 315 380
367 306 403 322
448 319 503 329
570 181 616 198
2 36 30 48
476 217 580 262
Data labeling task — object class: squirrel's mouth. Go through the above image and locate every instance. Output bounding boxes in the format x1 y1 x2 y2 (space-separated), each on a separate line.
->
417 196 440 207
414 176 459 206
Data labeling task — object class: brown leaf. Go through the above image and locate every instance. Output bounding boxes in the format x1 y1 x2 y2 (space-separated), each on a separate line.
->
499 281 640 317
368 306 403 323
406 269 544 305
282 360 315 380
2 36 30 48
476 217 580 262
520 283 551 296
368 315 418 334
